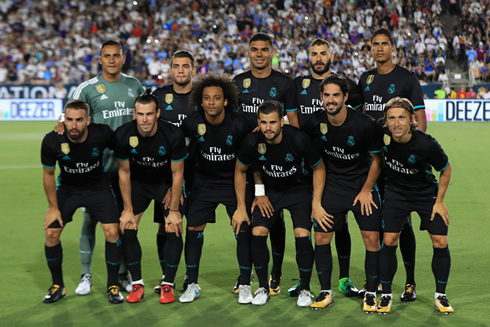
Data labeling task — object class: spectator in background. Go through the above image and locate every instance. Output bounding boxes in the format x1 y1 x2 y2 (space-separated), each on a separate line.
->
466 87 476 99
434 85 446 99
448 87 457 99
457 86 467 99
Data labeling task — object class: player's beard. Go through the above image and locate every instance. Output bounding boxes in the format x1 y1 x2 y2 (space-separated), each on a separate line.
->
264 128 282 143
173 77 191 87
325 101 343 116
311 59 331 75
68 126 86 141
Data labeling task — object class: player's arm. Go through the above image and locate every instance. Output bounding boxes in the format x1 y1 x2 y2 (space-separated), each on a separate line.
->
414 109 427 132
431 162 452 226
166 160 184 236
286 110 299 128
353 151 382 215
118 159 136 232
43 166 63 230
310 160 334 231
251 163 274 218
232 160 251 234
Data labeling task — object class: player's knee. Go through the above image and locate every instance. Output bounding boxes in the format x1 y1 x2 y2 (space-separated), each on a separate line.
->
382 232 399 247
102 224 119 242
293 228 310 238
430 235 447 248
45 229 61 246
314 231 332 245
252 226 269 236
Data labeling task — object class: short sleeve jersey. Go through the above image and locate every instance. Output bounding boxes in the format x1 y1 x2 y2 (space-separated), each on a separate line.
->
153 84 195 127
68 73 145 172
359 64 425 121
303 108 382 192
114 119 188 185
234 69 297 126
182 110 253 184
237 125 322 193
41 124 113 188
294 73 363 128
381 128 449 198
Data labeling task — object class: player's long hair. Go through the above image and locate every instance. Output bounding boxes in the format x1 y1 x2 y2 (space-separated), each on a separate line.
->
383 97 418 132
189 73 239 111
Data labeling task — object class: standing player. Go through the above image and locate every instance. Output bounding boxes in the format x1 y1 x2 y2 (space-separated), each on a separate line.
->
303 74 382 312
233 100 325 307
180 74 255 304
376 97 453 314
233 32 299 296
65 40 145 295
114 90 187 303
359 28 426 301
41 100 123 304
291 38 363 298
152 50 196 293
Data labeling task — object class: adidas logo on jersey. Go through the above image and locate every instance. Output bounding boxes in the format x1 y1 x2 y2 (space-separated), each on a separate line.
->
100 94 109 100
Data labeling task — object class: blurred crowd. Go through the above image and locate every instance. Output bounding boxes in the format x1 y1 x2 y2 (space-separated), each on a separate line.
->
0 0 489 88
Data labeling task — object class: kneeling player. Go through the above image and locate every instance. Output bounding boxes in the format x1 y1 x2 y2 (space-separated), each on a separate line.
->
41 100 123 304
377 97 453 314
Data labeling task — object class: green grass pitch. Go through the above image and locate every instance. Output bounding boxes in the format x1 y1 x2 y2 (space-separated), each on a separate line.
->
0 121 488 327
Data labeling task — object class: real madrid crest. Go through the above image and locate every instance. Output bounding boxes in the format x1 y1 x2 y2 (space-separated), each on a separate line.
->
198 124 206 136
128 88 134 98
302 79 311 89
129 136 139 148
165 93 173 104
61 143 70 154
258 143 266 154
96 84 106 94
366 75 375 85
243 78 251 89
320 123 328 135
383 134 391 146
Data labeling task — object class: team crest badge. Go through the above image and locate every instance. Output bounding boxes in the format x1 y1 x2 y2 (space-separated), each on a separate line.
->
302 79 311 89
408 155 416 164
269 87 277 97
96 84 106 94
243 78 251 89
128 89 134 98
388 84 396 94
347 136 355 147
285 153 294 162
92 147 99 157
366 75 375 85
158 146 166 156
61 143 70 154
320 123 328 135
129 136 139 148
198 124 206 136
383 134 391 146
258 143 267 155
226 135 233 146
165 94 173 104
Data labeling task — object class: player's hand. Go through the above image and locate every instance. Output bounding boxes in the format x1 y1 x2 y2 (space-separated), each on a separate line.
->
252 195 274 218
311 203 334 232
53 121 65 135
165 210 183 236
431 202 449 226
44 207 63 230
232 208 251 234
119 210 137 233
353 190 378 216
252 125 260 133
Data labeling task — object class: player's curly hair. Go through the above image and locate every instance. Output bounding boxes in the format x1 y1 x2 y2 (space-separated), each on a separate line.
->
383 97 418 132
189 73 239 111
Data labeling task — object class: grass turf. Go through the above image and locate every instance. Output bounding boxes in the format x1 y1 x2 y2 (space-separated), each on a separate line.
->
0 121 488 327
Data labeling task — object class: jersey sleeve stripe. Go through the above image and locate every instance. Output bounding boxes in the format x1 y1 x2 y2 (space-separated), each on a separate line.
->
413 105 426 110
42 164 56 169
237 158 252 167
437 159 450 172
285 108 298 112
116 157 129 161
369 149 382 153
171 153 189 162
310 158 322 168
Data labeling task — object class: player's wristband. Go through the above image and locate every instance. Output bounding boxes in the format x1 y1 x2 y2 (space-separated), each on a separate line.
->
58 113 65 123
255 184 265 196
